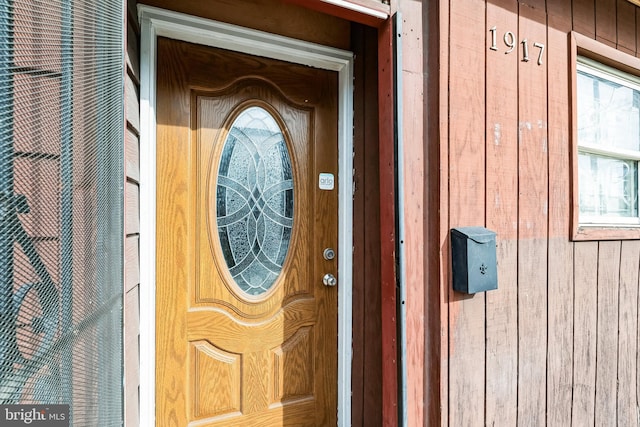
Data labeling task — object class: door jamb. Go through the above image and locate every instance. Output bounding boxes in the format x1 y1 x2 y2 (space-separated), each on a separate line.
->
137 5 354 426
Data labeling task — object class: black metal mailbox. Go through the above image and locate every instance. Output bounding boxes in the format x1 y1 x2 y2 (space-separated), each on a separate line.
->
451 227 498 294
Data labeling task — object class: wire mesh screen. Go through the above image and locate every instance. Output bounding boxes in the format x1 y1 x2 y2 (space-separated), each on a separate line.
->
0 0 124 425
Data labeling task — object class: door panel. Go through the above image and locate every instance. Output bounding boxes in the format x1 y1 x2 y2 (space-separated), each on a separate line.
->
156 37 338 426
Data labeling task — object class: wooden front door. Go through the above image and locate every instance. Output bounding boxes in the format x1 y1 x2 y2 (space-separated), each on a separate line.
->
155 37 339 426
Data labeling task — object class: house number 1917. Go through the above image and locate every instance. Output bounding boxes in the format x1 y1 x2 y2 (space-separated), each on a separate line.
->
489 26 545 65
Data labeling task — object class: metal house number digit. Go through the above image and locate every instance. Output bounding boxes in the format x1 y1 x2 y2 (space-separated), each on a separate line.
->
488 26 544 65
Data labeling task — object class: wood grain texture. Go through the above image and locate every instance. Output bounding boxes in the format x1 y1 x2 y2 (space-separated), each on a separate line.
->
398 2 427 426
191 342 241 418
594 241 621 426
156 37 338 426
156 37 191 426
516 4 548 425
546 8 575 427
484 0 518 425
377 17 399 427
428 0 640 425
617 241 640 426
437 0 450 425
447 0 486 425
572 242 598 427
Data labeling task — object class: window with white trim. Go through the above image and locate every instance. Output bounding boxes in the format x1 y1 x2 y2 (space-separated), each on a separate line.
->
577 57 640 226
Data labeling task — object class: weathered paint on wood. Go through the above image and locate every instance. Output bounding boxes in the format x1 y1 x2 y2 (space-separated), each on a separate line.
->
447 0 486 425
397 1 427 425
516 5 548 425
617 240 640 426
546 3 574 425
595 241 621 425
377 17 398 427
419 0 640 424
484 0 518 425
572 242 599 426
437 0 450 425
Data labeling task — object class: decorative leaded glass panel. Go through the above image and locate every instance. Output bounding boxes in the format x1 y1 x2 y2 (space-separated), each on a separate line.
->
216 106 294 296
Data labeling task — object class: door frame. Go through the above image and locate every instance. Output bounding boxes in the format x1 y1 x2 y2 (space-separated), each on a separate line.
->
137 5 354 426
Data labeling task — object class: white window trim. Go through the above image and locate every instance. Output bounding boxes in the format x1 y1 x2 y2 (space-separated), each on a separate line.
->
576 56 640 227
137 5 354 426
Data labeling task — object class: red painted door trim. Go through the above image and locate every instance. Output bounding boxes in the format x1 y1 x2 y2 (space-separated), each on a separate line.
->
378 17 399 427
278 1 399 424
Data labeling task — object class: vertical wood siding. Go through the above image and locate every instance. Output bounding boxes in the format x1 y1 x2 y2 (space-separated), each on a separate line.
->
433 0 640 424
124 0 140 425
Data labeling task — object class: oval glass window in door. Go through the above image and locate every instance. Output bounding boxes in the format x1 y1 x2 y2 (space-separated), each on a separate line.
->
216 106 294 296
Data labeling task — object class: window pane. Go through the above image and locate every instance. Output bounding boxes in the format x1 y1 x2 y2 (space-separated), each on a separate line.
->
216 106 294 296
579 152 638 219
577 69 640 152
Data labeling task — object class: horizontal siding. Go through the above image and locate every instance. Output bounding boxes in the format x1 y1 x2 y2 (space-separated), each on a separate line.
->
124 0 140 425
434 0 640 424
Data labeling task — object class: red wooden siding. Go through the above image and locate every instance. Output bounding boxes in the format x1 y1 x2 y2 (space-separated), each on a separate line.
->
418 0 640 424
485 0 519 424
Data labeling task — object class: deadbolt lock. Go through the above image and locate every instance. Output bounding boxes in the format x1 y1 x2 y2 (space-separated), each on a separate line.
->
323 248 336 260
